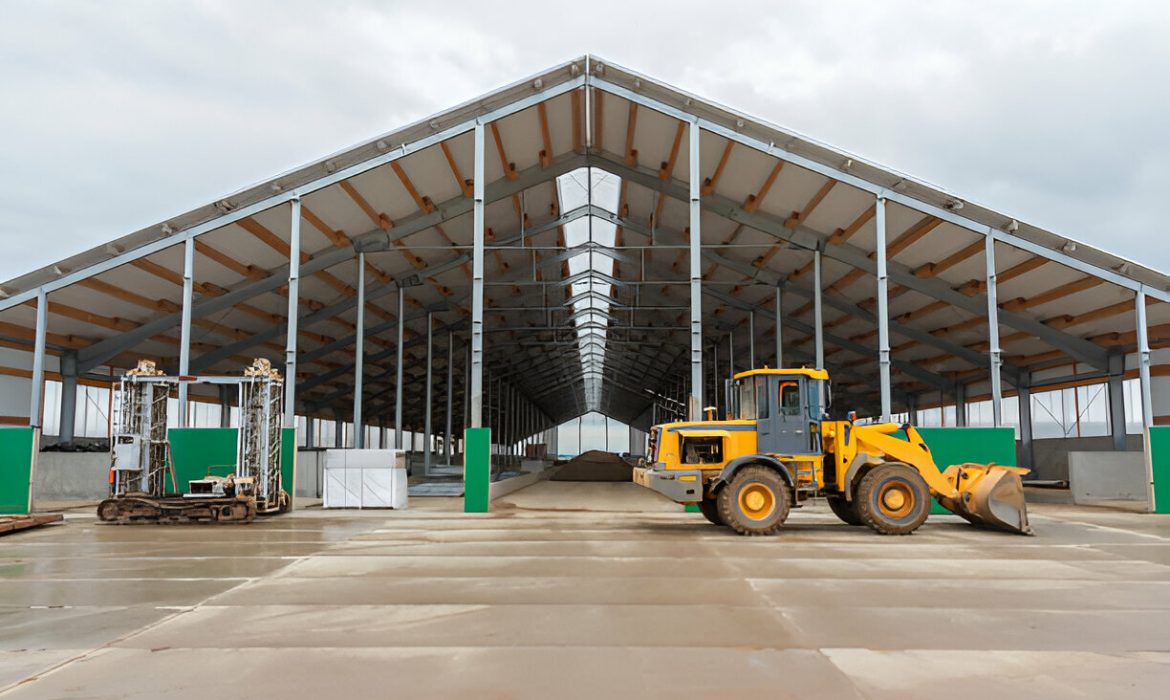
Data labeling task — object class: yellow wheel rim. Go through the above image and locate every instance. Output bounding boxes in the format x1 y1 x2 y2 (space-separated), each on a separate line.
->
738 483 777 521
878 481 914 519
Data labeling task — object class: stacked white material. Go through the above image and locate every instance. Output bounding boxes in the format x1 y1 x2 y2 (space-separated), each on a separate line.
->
323 449 408 509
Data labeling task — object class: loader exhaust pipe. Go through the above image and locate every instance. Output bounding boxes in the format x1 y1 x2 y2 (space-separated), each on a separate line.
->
936 463 1033 535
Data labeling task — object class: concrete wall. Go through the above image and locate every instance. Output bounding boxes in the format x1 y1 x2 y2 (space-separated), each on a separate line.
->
1031 434 1144 481
33 451 109 502
1069 450 1148 507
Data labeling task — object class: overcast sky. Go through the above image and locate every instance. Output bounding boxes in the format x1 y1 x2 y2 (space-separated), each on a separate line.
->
2 0 1168 283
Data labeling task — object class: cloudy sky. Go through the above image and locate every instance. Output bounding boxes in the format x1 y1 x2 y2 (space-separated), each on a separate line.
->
2 0 1168 283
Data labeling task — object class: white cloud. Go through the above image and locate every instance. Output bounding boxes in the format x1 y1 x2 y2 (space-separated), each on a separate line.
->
1 0 1167 280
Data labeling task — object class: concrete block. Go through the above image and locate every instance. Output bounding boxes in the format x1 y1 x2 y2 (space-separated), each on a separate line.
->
1069 450 1148 507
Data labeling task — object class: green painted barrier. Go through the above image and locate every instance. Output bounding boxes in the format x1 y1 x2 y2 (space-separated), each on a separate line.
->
0 427 36 514
1149 427 1170 514
464 427 491 513
917 427 1017 514
281 427 296 507
168 427 296 499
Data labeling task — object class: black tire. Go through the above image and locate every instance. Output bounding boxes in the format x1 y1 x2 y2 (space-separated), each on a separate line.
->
855 463 930 535
716 465 791 536
697 498 724 526
827 494 863 526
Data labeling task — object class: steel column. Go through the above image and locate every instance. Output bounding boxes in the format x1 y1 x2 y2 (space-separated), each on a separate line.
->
1137 290 1153 431
814 250 824 369
748 313 755 369
394 289 405 449
29 288 47 429
875 198 892 421
1108 368 1128 451
688 121 703 416
353 252 366 448
219 385 231 427
728 331 735 382
954 382 968 427
985 235 1003 426
774 286 783 368
58 351 77 443
1018 384 1035 470
471 121 486 427
178 237 195 427
424 312 434 474
1137 289 1155 511
445 331 454 465
283 197 301 427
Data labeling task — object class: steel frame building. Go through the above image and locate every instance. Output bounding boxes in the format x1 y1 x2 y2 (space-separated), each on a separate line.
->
1 56 1167 468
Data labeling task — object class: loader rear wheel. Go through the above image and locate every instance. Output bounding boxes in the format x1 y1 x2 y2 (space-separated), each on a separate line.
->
856 463 930 535
697 499 724 526
717 466 790 536
827 494 863 526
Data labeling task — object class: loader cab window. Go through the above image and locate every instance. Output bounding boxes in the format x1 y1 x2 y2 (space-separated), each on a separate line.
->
735 377 768 420
779 381 802 416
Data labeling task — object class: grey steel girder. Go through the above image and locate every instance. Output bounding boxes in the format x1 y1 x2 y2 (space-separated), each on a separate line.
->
588 152 1111 371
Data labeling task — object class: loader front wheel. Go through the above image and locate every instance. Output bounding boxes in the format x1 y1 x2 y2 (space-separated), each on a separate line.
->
697 499 725 526
717 466 790 536
827 494 863 526
856 463 930 535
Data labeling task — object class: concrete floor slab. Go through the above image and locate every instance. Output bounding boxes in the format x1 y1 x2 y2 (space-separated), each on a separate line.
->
0 646 866 700
823 649 1170 700
3 481 1170 698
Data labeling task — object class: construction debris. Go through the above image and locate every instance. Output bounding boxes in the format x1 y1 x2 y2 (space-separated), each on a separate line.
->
0 514 64 535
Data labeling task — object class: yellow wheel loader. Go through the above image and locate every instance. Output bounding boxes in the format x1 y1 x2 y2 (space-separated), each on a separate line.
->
632 368 1032 536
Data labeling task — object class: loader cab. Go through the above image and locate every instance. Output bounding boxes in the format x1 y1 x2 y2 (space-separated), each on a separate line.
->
732 368 829 456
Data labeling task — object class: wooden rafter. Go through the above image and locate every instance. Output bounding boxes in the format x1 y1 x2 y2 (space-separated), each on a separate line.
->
623 102 638 166
702 141 734 196
784 180 836 230
743 161 784 215
440 141 473 197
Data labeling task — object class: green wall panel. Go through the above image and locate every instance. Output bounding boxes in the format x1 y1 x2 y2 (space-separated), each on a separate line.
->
464 427 491 513
168 428 238 494
169 427 295 498
1149 427 1170 514
0 427 36 514
916 427 1018 514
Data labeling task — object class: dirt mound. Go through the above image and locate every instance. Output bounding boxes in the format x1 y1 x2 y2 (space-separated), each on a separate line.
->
550 450 635 482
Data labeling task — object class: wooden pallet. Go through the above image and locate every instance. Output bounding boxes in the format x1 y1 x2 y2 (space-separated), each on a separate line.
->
0 514 64 535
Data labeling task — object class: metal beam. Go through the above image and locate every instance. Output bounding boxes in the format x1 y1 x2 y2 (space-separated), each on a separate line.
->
688 121 703 416
814 249 824 369
76 153 585 374
177 237 194 426
58 351 77 444
875 197 892 421
592 152 1111 371
0 71 587 314
424 311 433 474
1138 289 1153 431
985 235 1003 426
353 251 365 448
470 121 486 428
395 288 405 449
589 74 1169 303
30 288 46 430
445 330 454 465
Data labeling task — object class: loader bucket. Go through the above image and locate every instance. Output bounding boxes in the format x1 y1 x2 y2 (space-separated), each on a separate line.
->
937 463 1033 535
